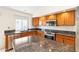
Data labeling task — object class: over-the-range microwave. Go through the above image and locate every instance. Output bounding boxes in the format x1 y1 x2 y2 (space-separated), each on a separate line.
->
46 20 56 26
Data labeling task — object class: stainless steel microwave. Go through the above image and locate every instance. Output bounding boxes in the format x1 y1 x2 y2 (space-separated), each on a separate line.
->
46 20 56 26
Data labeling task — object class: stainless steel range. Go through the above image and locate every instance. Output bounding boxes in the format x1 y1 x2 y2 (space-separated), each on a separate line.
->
44 29 55 40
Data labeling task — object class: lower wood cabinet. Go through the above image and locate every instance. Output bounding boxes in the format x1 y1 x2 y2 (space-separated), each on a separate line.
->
21 32 29 37
37 31 44 37
55 34 64 43
5 35 14 51
56 33 75 46
64 37 75 45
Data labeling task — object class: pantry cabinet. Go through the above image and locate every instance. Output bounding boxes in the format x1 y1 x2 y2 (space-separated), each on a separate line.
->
56 10 75 26
32 17 39 27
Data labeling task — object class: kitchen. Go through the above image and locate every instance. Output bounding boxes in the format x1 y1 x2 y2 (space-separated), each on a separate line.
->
0 6 78 52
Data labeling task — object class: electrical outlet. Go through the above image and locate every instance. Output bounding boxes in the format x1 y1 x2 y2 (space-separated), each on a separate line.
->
8 27 10 29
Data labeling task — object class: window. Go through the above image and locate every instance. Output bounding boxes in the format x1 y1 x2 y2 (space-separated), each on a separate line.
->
15 16 28 31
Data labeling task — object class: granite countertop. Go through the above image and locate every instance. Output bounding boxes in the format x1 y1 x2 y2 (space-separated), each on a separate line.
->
51 30 76 37
4 28 42 35
4 29 76 37
56 33 75 37
4 30 32 35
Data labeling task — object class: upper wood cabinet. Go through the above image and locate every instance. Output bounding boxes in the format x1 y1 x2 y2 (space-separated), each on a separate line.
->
32 17 39 27
64 11 75 26
56 10 75 26
46 14 56 20
56 13 65 26
39 16 46 26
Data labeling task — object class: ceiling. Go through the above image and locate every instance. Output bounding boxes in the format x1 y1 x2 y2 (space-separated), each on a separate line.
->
8 6 76 17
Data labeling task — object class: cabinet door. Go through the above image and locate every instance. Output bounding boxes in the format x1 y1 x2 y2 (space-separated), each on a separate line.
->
8 35 13 50
37 31 44 37
56 10 75 26
39 16 46 26
64 36 75 45
56 34 64 43
64 11 75 26
32 17 39 27
56 13 65 26
46 14 56 20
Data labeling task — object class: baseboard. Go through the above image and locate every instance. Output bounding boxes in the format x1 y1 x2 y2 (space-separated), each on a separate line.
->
5 48 13 52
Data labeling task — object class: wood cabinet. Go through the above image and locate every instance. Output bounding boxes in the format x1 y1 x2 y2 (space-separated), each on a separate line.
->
56 33 75 46
46 14 56 20
5 35 14 51
37 31 44 37
39 16 46 26
55 34 64 43
64 36 75 45
56 13 65 26
21 32 30 37
56 10 75 26
33 10 75 26
64 11 75 26
32 17 39 27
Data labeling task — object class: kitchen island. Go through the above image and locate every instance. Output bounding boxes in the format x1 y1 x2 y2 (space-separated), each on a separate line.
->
4 30 44 51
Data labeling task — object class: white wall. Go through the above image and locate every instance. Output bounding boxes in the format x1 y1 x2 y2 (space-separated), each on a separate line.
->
0 7 32 49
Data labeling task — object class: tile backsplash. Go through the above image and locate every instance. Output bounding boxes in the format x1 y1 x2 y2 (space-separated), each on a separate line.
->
39 26 76 32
